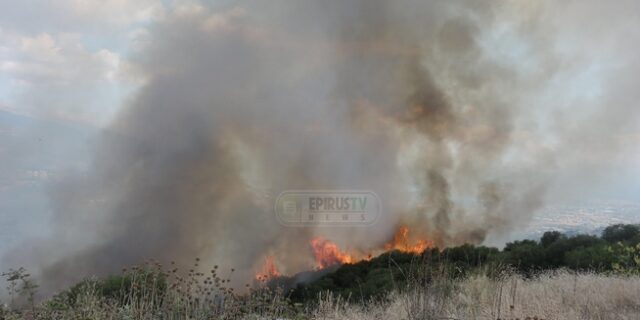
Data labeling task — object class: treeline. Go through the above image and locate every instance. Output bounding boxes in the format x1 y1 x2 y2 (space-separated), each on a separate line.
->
290 224 640 302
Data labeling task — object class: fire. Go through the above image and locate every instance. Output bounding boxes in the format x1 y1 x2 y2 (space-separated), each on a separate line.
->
310 237 356 268
255 255 281 281
309 226 434 270
384 225 434 254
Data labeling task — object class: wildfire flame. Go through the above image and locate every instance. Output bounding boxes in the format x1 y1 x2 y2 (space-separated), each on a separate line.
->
309 226 434 269
255 255 281 281
384 225 434 254
384 226 434 253
310 237 356 268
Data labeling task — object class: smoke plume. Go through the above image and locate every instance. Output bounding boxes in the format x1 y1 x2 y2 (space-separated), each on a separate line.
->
5 0 640 293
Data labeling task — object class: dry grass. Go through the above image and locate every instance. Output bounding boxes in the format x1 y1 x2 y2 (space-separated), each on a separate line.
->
315 271 640 320
1 260 296 320
2 265 640 319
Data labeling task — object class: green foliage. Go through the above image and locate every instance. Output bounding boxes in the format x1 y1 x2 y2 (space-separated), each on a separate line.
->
609 242 640 274
503 240 546 273
4 223 640 317
441 244 500 269
291 255 402 302
293 224 640 300
564 244 614 270
541 231 565 247
602 224 640 245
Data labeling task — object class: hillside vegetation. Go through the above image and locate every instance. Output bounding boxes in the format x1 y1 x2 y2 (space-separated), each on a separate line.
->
290 224 640 301
1 224 639 319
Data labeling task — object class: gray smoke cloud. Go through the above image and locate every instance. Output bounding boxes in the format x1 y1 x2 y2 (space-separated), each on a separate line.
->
4 0 640 294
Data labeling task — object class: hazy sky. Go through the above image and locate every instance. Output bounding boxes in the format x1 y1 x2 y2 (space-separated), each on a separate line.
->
0 0 165 126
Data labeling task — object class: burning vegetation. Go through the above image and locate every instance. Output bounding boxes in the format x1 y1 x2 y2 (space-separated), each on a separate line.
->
256 225 436 279
310 237 356 269
310 225 435 270
255 256 280 281
384 226 435 255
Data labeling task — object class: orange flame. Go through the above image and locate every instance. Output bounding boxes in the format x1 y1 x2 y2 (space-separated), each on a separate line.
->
310 237 355 268
308 226 433 270
255 255 281 281
384 225 434 254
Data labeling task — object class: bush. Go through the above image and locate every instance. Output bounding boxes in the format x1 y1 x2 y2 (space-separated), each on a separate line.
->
602 224 640 245
541 231 566 247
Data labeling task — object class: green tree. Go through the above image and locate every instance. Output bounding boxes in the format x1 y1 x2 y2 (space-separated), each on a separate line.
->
503 240 545 272
609 243 640 274
541 231 565 247
564 245 614 270
602 224 640 245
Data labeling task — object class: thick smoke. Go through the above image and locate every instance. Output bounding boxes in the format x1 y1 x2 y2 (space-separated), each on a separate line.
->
5 0 640 293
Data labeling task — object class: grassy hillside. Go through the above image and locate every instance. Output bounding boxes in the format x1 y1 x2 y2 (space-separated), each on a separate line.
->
290 224 640 302
1 224 640 319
